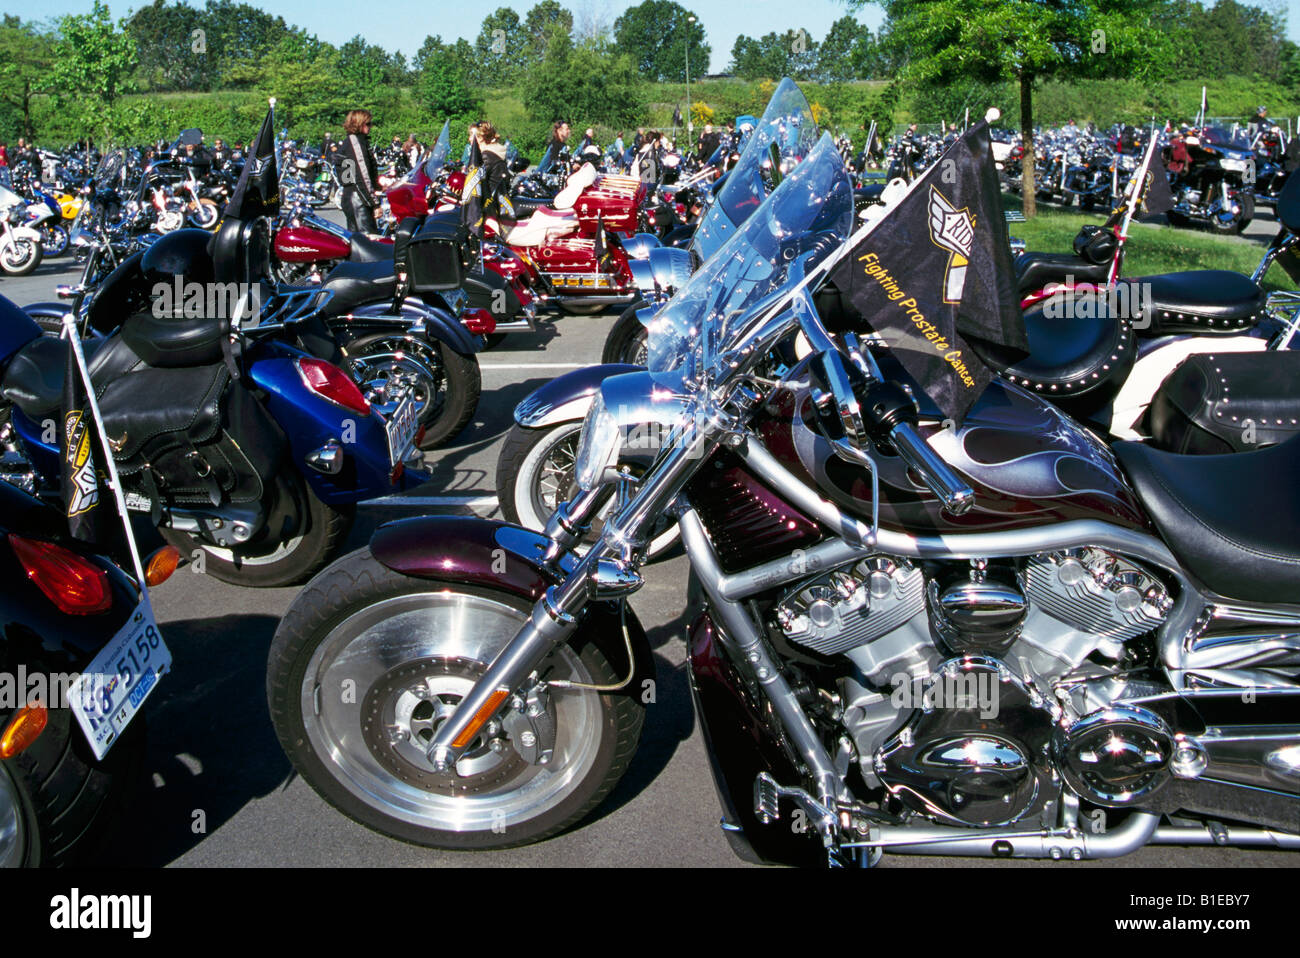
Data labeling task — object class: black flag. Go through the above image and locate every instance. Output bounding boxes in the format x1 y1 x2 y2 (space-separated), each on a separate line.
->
460 138 485 236
60 336 103 544
224 108 279 221
828 120 1028 425
673 105 683 128
1139 164 1174 215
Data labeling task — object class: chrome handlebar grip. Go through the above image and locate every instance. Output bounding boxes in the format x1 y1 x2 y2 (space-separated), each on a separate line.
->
889 421 975 516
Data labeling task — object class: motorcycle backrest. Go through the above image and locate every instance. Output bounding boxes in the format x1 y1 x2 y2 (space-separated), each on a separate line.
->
210 216 273 314
0 295 43 370
1278 170 1300 234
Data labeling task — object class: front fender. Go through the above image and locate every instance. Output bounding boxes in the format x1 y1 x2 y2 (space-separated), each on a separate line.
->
369 515 652 672
21 302 71 324
512 362 642 428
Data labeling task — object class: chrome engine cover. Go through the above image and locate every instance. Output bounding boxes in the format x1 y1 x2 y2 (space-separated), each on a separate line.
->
1051 705 1175 806
874 657 1060 827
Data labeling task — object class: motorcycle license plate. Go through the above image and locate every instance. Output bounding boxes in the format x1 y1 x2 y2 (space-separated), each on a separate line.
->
70 602 171 760
385 392 419 467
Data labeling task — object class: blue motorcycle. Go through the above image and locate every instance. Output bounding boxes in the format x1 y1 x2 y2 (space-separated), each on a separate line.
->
0 225 428 588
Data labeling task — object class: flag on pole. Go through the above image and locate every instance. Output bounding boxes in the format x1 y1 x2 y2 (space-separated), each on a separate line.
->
60 334 104 544
827 120 1028 425
225 108 279 221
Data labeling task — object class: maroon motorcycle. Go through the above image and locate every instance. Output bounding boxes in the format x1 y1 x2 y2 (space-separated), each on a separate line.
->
271 183 394 285
266 134 1300 866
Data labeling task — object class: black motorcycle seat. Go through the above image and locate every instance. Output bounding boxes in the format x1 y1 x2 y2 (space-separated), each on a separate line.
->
998 295 1135 399
1114 434 1300 603
1015 252 1109 295
348 232 395 264
1 335 142 421
119 310 230 368
1119 270 1265 333
510 195 554 218
319 259 396 318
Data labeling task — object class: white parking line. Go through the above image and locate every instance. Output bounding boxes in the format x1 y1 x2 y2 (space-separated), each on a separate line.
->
365 495 499 508
480 363 587 370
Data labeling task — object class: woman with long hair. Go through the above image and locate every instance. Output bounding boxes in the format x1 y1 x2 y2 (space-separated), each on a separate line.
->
339 108 381 233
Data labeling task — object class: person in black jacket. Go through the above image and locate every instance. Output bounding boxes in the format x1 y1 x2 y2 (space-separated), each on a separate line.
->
340 109 381 233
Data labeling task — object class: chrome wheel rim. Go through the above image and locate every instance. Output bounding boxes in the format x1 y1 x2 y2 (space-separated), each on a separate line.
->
0 762 27 868
351 338 444 426
299 591 602 832
1 241 36 269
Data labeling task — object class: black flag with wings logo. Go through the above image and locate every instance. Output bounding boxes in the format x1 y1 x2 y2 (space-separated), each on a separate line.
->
60 335 103 544
827 120 1028 424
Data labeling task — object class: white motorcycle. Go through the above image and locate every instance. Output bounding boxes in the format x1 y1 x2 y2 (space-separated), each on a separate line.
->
0 184 43 277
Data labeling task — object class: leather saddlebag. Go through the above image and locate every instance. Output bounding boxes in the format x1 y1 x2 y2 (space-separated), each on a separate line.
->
96 363 285 508
1146 351 1300 454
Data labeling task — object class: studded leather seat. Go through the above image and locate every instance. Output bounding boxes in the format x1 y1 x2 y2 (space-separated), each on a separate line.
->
1115 434 1300 603
1014 252 1111 296
997 294 1135 401
1117 270 1266 335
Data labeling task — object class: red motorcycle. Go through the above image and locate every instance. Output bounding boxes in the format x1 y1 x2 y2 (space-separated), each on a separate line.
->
271 187 394 285
390 127 644 317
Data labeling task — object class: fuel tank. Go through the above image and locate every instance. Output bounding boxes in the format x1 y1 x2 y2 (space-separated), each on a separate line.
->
754 376 1149 537
275 223 349 262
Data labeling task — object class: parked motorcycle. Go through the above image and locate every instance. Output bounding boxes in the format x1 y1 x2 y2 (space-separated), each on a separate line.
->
0 184 43 276
0 226 429 588
1165 125 1256 234
268 133 1300 864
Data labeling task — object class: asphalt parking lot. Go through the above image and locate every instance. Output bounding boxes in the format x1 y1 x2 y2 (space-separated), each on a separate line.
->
0 205 1293 868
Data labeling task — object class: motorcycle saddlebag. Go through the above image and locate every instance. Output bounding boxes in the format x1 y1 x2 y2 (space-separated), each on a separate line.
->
1146 351 1300 454
96 363 286 507
406 212 465 293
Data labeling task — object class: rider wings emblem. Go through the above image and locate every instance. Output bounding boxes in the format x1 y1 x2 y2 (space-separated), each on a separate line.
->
927 187 975 304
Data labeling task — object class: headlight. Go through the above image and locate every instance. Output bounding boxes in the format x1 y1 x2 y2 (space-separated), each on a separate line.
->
574 392 621 491
1119 155 1136 171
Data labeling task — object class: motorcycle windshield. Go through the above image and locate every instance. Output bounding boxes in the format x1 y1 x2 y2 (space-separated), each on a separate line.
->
645 134 854 388
419 122 451 182
1201 126 1250 151
690 77 819 262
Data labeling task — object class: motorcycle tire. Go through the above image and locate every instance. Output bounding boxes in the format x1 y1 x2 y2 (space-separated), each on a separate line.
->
0 239 42 276
161 475 353 589
1210 193 1254 235
40 224 69 258
188 199 221 231
495 421 680 561
601 299 650 366
266 548 645 849
1 695 144 867
345 333 481 449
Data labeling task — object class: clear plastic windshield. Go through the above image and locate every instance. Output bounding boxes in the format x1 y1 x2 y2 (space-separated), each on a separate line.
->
690 78 820 261
420 122 451 181
1201 125 1250 151
645 133 854 387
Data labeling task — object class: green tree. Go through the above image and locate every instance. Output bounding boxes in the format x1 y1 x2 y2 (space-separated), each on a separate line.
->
817 15 874 82
0 16 56 141
522 1 574 65
863 0 1175 217
520 26 641 129
613 1 709 83
126 0 210 91
418 54 481 120
473 8 526 87
51 1 139 143
730 30 819 81
201 0 294 88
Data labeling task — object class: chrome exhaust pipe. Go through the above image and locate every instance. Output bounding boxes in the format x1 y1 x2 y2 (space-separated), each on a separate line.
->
1151 824 1300 850
860 813 1160 860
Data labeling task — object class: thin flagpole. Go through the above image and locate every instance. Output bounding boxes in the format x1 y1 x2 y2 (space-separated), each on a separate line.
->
60 313 151 602
1110 118 1160 286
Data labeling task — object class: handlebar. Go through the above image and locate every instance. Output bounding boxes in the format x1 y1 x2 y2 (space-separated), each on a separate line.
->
888 421 975 516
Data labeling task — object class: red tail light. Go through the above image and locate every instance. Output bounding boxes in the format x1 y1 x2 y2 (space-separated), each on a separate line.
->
461 308 497 335
8 535 112 615
295 358 370 416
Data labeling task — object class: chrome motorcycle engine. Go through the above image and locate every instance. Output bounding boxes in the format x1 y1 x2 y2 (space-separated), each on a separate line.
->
770 548 1177 824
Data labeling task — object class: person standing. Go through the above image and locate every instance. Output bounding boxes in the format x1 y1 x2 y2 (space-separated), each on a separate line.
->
340 109 381 233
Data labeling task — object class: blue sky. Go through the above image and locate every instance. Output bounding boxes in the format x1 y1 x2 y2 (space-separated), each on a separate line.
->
7 0 1296 75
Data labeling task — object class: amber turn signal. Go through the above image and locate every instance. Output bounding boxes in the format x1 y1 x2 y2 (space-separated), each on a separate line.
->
450 688 511 750
145 545 182 587
0 702 49 759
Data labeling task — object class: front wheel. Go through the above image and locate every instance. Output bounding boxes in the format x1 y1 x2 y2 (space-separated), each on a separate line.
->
188 199 221 230
601 299 650 365
266 548 645 849
496 421 680 560
0 237 41 276
39 224 69 257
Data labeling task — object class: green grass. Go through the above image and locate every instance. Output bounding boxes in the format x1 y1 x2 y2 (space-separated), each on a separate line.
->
1000 195 1290 292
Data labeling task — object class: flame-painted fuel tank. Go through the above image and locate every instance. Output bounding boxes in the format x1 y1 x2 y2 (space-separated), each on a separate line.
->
754 376 1150 537
275 224 349 262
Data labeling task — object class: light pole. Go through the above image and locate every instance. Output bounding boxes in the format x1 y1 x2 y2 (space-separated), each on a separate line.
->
685 15 696 139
